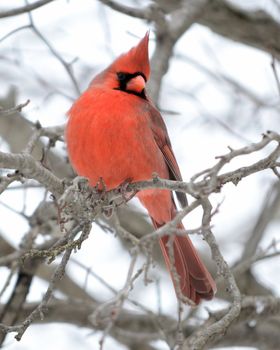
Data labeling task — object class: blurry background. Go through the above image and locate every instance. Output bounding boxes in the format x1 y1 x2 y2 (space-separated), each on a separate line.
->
0 0 280 349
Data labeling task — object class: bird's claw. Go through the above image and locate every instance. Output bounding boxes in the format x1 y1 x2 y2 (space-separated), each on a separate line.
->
118 178 136 203
102 205 114 218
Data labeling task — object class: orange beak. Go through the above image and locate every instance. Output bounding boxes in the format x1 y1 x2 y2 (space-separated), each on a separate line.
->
126 75 146 93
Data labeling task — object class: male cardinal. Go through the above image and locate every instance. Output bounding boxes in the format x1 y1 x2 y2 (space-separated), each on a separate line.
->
66 32 216 304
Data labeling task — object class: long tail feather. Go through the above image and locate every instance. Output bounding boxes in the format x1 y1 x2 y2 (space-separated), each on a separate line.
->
138 191 216 304
155 221 216 304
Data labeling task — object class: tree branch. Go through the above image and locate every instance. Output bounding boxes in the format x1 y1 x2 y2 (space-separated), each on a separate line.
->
199 0 280 60
0 0 55 19
0 150 63 196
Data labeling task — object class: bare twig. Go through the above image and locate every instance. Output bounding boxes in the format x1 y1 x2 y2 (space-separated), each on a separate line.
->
0 172 23 195
90 247 140 349
0 100 30 116
0 0 55 19
25 8 80 95
0 25 32 44
15 247 72 341
184 199 241 349
0 221 90 341
0 150 64 196
97 0 153 20
241 182 280 261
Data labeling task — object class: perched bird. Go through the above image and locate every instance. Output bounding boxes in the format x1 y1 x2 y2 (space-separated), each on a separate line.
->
66 32 216 304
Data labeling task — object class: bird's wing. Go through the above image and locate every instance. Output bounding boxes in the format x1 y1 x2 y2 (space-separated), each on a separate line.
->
148 103 187 208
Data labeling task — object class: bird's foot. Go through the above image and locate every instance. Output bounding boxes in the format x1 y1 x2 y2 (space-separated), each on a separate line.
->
118 178 136 203
95 177 107 198
102 205 114 218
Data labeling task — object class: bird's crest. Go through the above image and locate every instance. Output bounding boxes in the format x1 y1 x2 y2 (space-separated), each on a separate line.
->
109 32 150 80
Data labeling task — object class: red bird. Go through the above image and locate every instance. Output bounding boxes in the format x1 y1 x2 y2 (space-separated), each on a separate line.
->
66 33 216 304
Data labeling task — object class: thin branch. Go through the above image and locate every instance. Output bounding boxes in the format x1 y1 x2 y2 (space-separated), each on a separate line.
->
0 150 64 196
241 183 280 261
184 199 241 349
95 248 140 349
0 100 30 116
0 0 55 19
0 172 23 195
0 25 32 44
149 0 210 102
97 0 153 20
233 239 280 277
127 131 280 196
15 247 72 341
198 0 280 61
25 9 80 95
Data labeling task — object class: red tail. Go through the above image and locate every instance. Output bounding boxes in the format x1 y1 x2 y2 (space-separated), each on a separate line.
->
157 222 216 304
160 224 216 304
139 191 216 305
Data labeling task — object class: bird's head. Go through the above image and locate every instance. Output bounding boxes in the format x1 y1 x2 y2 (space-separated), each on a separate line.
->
92 32 150 98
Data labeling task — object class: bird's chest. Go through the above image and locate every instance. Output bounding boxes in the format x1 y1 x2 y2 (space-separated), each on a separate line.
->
91 111 149 165
67 95 165 188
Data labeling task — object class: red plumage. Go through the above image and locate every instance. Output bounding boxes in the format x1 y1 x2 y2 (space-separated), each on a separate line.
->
66 32 216 304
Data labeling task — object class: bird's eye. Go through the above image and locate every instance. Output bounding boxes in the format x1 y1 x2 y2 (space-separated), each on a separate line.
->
117 72 126 81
